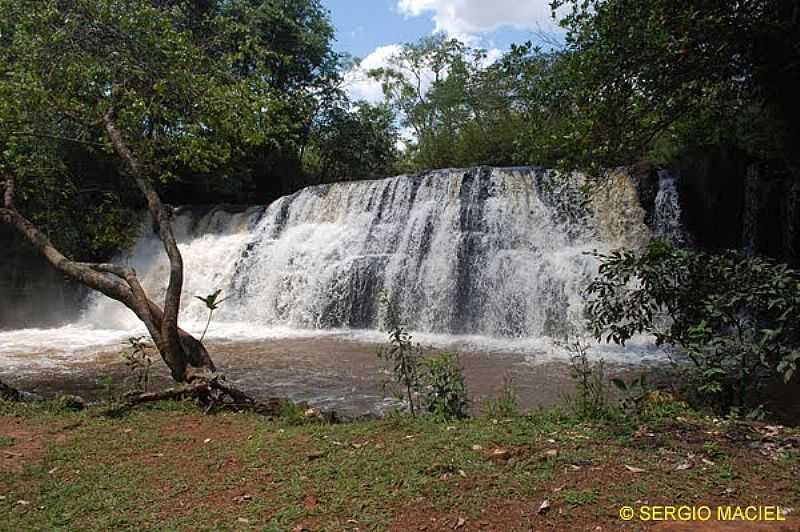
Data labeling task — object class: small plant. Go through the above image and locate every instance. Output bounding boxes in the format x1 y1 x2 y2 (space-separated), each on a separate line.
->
195 288 228 342
561 333 613 419
484 373 519 419
122 336 153 393
703 440 726 460
378 292 422 416
611 373 649 415
0 435 15 448
563 488 599 507
420 353 469 420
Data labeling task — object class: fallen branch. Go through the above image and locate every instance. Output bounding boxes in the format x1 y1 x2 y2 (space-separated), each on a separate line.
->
123 374 289 417
124 380 210 406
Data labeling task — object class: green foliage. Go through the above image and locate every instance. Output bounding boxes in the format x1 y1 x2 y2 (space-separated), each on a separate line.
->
563 488 599 507
378 293 468 420
420 353 469 421
121 336 153 393
378 293 422 416
305 101 399 181
0 0 353 259
370 35 521 170
195 288 228 342
483 373 519 419
610 374 649 416
0 435 15 447
561 335 614 420
544 0 800 171
586 241 800 412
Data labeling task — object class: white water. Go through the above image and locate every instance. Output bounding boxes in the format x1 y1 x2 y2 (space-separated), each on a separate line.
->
0 167 669 373
653 170 688 245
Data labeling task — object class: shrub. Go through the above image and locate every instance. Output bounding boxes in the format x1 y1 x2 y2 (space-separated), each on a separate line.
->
586 241 800 412
420 353 469 420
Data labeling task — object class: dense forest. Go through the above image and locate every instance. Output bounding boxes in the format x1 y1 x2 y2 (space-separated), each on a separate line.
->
2 0 797 262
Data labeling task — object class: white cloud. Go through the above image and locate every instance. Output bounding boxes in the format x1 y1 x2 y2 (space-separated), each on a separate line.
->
397 0 560 39
342 44 402 103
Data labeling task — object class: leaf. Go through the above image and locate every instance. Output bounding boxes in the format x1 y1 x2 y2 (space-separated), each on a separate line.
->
624 465 646 473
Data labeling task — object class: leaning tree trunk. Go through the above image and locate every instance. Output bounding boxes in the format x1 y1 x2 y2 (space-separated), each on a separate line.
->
0 112 215 384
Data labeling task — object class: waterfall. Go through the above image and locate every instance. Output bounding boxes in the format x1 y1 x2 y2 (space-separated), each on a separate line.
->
77 167 636 340
652 170 688 246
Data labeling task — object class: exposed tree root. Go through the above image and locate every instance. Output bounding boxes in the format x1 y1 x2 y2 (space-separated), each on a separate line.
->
122 374 291 417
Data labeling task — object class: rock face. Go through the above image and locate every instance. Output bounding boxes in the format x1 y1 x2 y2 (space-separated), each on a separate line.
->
674 147 800 265
0 226 86 330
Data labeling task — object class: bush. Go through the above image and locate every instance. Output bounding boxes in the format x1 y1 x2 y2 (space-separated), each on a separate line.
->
378 293 469 420
586 241 800 413
420 353 469 420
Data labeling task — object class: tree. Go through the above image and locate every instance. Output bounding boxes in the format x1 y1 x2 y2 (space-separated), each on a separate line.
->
306 101 399 182
535 0 800 171
585 241 800 412
369 35 523 170
0 0 288 385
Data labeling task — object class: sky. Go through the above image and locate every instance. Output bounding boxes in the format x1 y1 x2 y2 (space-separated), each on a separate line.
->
323 0 564 103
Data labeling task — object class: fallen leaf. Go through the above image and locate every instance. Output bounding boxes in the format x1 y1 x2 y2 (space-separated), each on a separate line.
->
454 516 466 529
625 465 646 473
538 499 551 515
471 444 483 451
675 462 692 471
237 517 250 524
204 438 212 444
48 467 59 475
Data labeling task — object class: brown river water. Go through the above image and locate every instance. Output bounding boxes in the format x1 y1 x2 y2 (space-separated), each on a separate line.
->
3 336 596 417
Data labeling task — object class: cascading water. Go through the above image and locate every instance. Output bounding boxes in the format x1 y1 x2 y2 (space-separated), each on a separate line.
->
652 170 688 246
0 167 665 373
83 167 609 339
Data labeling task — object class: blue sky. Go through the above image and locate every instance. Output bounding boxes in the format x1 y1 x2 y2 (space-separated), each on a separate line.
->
324 0 561 59
324 0 563 103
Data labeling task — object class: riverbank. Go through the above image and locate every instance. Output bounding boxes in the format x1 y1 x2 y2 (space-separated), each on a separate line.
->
2 399 798 531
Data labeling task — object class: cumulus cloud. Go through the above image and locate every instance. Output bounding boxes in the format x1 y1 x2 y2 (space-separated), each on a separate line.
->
344 43 503 105
397 0 560 39
342 44 402 103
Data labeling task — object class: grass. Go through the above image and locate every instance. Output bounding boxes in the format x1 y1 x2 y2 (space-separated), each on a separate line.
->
0 399 798 531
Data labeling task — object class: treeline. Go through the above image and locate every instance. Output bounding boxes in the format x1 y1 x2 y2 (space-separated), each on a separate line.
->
1 0 797 261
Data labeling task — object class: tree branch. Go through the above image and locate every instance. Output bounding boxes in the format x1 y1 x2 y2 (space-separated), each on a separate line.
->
103 109 184 364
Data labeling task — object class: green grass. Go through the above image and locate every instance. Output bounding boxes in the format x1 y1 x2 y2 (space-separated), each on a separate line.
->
0 399 798 531
563 488 600 507
0 436 15 447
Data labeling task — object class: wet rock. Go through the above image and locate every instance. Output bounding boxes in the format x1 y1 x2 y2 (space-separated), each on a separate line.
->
59 395 86 411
